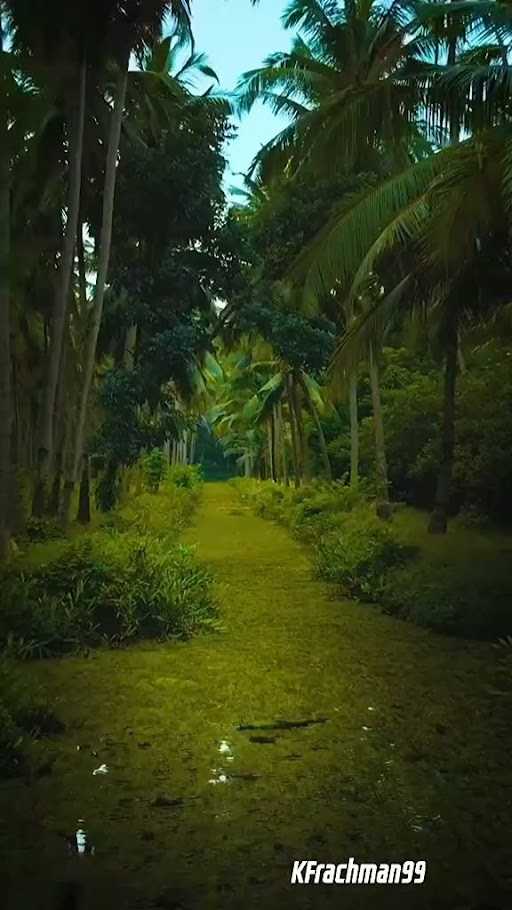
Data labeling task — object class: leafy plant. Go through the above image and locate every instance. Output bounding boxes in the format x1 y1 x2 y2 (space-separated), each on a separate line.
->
143 448 168 492
168 463 203 489
313 509 410 597
0 529 217 658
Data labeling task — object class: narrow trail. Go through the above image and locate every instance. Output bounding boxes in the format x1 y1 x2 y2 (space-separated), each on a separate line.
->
2 484 510 910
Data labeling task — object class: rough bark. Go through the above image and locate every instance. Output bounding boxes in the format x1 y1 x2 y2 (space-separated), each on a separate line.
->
63 56 129 522
429 308 459 534
33 58 87 516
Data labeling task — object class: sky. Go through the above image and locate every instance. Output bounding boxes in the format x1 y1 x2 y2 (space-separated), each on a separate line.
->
190 0 294 194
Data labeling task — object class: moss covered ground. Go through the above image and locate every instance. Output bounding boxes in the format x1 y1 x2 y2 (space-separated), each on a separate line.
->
1 483 511 909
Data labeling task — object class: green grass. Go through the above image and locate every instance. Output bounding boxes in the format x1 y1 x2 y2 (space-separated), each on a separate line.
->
1 483 511 909
234 479 512 639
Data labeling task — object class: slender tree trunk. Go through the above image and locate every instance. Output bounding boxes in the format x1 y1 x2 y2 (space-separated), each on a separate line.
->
123 323 137 369
368 341 391 518
0 29 12 560
190 432 197 465
267 418 275 482
272 404 279 482
48 451 63 516
278 401 288 486
346 300 359 487
457 330 466 374
77 455 91 524
62 56 129 524
299 375 331 481
292 375 310 483
287 374 301 487
77 219 88 310
349 372 359 487
447 18 460 145
33 58 87 516
429 309 459 534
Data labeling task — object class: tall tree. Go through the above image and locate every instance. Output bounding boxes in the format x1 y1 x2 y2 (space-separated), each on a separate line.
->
0 14 11 558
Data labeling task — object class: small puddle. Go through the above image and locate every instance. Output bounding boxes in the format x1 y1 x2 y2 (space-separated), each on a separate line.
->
66 820 95 855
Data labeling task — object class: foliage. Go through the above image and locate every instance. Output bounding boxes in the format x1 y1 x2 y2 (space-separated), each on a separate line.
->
356 345 512 521
313 509 409 596
168 463 203 489
143 448 167 492
1 485 216 658
23 517 65 543
380 560 512 640
235 478 512 639
0 533 217 657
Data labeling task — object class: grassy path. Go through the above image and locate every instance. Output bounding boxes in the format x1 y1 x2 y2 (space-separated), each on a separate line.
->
2 483 511 909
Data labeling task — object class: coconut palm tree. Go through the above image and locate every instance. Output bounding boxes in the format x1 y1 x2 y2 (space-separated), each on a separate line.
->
60 0 193 524
295 122 512 530
0 6 55 556
237 0 435 179
0 13 11 558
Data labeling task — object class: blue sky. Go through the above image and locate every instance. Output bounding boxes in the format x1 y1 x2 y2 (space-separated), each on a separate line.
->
190 0 294 193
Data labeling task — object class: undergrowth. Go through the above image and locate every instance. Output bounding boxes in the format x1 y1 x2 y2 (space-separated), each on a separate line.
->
233 478 512 639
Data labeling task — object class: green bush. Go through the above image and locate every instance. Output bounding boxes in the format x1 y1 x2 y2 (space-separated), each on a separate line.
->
379 560 512 638
235 477 512 639
0 532 217 658
232 478 366 540
23 517 65 543
168 463 203 489
143 448 168 492
313 508 410 597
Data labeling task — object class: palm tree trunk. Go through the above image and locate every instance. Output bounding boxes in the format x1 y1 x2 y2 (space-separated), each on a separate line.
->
346 299 359 487
278 401 288 485
272 404 280 482
368 341 390 517
62 56 129 524
33 58 87 516
292 376 310 483
287 374 301 487
77 455 91 524
429 309 459 534
0 39 11 560
190 431 197 465
349 371 359 487
267 418 275 482
123 323 137 369
299 375 331 481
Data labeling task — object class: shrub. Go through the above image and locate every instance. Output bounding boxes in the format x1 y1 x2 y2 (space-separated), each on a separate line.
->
23 517 65 543
143 448 168 492
168 463 203 490
313 508 410 598
379 560 512 638
0 532 217 658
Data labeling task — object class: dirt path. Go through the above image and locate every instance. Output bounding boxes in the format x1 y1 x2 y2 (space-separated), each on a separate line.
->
2 483 510 909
